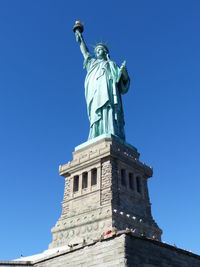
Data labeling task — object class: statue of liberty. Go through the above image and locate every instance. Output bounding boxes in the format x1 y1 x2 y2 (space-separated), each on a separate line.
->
73 21 130 141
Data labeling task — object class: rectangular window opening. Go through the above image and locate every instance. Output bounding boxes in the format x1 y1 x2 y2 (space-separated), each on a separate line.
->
82 172 88 189
91 168 97 186
73 175 79 192
129 172 134 190
121 169 126 187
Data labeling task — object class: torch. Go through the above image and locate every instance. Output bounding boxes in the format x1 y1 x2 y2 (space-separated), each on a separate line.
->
73 21 84 42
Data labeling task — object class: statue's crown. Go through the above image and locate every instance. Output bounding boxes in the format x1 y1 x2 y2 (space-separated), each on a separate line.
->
94 42 109 54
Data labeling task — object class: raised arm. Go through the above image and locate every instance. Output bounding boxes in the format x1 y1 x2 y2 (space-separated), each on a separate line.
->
75 31 90 60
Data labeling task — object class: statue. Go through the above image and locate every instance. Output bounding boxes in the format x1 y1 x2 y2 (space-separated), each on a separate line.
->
73 21 130 141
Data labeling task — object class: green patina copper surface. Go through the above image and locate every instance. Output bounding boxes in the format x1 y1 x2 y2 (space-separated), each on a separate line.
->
74 22 130 141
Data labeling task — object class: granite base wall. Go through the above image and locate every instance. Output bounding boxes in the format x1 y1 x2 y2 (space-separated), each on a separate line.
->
1 233 200 267
125 235 200 267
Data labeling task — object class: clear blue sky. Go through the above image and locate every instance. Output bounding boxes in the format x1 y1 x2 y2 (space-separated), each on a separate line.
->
0 0 199 260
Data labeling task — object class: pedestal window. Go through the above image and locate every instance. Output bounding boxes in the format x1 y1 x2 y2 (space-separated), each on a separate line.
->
73 175 79 192
121 169 126 187
136 176 142 193
82 172 88 189
91 168 97 186
129 172 134 190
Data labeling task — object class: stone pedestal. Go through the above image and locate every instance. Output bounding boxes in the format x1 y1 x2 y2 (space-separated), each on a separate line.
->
49 136 162 248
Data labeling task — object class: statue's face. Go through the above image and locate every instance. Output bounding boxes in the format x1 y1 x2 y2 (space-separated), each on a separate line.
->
95 46 106 59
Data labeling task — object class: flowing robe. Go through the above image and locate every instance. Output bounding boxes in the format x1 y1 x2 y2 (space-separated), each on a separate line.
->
84 55 130 140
